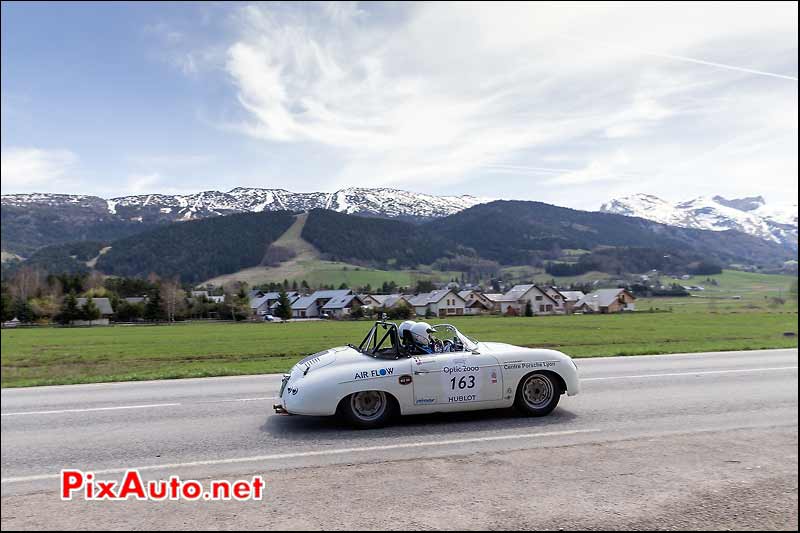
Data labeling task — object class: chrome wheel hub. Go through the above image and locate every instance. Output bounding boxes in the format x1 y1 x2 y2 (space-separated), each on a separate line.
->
351 391 386 421
523 375 553 408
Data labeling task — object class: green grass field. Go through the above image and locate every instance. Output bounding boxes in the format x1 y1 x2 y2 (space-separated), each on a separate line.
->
280 262 457 288
206 259 456 289
501 265 611 286
637 270 798 314
2 310 796 388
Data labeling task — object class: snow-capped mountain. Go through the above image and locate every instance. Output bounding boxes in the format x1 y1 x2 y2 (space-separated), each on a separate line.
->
2 187 491 223
600 194 798 249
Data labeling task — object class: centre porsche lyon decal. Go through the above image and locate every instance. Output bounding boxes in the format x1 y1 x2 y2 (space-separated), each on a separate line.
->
503 360 558 370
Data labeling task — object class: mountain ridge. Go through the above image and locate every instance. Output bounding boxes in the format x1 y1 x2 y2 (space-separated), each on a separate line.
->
3 187 491 222
1 187 491 256
3 187 797 259
5 201 793 283
600 193 797 249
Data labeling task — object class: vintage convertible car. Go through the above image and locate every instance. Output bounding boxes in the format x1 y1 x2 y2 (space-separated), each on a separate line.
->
274 319 580 428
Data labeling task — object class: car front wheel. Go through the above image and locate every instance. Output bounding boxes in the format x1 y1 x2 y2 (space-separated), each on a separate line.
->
514 372 561 416
339 391 393 429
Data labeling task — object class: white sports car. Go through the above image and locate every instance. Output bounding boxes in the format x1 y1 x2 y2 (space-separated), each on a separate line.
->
274 319 580 428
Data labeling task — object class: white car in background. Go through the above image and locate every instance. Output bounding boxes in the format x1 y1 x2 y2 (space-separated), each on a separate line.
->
274 319 580 428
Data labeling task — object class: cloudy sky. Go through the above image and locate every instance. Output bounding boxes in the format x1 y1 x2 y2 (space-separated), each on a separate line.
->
1 1 797 210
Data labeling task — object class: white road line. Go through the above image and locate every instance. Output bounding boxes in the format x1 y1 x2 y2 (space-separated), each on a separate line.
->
582 348 797 362
199 396 276 404
582 366 798 381
0 428 600 483
1 397 276 417
0 403 181 417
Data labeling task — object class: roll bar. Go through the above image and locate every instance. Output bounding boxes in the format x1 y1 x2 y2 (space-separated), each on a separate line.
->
354 320 403 359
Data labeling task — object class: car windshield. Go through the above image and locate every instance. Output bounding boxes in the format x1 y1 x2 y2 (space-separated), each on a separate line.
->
430 324 479 352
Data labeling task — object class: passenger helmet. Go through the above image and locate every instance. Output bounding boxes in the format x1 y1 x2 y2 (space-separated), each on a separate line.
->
397 320 417 343
410 322 435 345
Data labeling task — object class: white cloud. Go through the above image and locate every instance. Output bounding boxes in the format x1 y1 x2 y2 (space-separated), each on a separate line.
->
125 172 163 195
0 148 79 194
127 154 215 168
115 172 206 197
213 1 796 203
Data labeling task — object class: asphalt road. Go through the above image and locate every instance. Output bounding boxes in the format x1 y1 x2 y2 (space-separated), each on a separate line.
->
1 348 797 530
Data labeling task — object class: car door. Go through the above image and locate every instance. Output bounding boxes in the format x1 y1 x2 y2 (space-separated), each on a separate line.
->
411 351 503 409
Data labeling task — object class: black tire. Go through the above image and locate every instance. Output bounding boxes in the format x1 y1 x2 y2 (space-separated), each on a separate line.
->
514 372 561 416
339 391 394 429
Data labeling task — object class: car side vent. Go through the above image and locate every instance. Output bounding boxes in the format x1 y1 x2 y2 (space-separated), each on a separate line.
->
297 351 327 366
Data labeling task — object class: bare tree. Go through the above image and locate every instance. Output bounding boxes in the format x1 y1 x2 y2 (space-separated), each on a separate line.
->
8 266 44 302
45 276 64 301
159 277 186 323
223 281 250 321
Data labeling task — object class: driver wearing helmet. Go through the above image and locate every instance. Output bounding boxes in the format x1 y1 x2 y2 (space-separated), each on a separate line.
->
409 321 436 354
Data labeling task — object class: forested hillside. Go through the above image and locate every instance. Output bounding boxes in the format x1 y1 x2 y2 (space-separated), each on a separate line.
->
1 203 158 257
95 211 296 283
301 209 457 268
4 241 108 276
428 201 792 267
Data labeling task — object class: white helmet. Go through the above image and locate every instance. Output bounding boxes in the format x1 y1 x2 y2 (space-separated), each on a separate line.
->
410 322 435 345
397 321 417 343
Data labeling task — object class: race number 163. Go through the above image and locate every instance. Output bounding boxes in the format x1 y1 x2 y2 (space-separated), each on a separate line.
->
450 375 476 390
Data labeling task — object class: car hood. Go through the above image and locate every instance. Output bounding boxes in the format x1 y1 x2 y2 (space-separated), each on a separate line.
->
477 342 571 362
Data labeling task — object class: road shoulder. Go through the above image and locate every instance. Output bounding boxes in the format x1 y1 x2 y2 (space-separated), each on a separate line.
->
2 425 796 530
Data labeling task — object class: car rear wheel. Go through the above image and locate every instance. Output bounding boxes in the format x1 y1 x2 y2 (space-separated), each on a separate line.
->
339 391 393 429
514 372 560 416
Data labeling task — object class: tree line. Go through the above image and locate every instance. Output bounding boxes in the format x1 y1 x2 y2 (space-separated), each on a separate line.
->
0 267 252 325
0 266 427 326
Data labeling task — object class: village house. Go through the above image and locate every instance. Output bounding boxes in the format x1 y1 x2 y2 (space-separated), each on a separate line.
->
482 293 505 313
248 289 264 300
409 289 466 318
267 294 299 315
290 295 321 318
74 297 115 326
290 289 361 319
249 291 299 316
320 293 366 319
368 294 412 312
557 290 586 314
458 290 495 315
543 287 568 314
574 288 636 314
498 284 561 315
358 294 384 308
190 290 225 304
